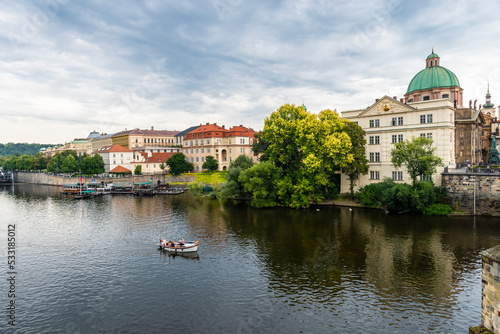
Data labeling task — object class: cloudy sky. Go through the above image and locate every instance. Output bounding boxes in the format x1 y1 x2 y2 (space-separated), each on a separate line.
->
1 0 499 144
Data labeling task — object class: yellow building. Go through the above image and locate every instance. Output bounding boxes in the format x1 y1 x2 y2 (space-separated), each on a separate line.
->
111 127 180 149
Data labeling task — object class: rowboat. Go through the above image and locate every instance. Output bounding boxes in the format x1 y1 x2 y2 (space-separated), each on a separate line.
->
158 239 199 253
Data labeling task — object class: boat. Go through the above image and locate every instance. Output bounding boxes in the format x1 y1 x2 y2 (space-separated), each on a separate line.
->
61 183 90 194
158 239 199 253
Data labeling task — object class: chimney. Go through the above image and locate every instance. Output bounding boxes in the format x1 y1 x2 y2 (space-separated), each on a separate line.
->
151 126 154 130
206 122 209 125
393 96 397 100
400 98 404 103
375 99 379 102
222 125 225 129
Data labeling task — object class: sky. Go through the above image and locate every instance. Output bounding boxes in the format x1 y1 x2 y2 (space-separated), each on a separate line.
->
1 0 500 144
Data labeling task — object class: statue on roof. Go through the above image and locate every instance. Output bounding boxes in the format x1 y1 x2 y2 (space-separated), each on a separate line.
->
488 136 500 165
474 99 477 109
469 100 472 108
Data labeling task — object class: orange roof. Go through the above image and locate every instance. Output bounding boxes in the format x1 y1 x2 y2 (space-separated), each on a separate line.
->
110 165 132 173
184 123 257 140
97 145 133 153
144 153 173 163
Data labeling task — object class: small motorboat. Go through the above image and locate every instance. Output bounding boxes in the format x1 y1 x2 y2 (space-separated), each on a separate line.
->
158 239 199 253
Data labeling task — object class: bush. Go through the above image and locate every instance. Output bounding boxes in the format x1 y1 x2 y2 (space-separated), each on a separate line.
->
422 204 453 216
357 178 395 207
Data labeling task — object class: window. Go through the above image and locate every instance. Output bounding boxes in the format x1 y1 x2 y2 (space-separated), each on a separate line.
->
201 157 205 162
369 119 380 128
442 94 449 98
427 133 432 139
190 149 193 154
420 133 426 138
392 135 397 143
240 139 245 144
229 148 231 154
392 117 397 126
196 157 199 162
113 154 116 158
113 160 116 164
229 139 231 144
423 96 430 101
196 166 199 171
369 153 380 162
190 157 194 162
195 140 198 146
427 114 433 123
370 171 380 180
207 148 210 153
398 117 403 125
201 148 204 153
196 149 199 153
420 115 426 124
419 175 432 181
207 140 210 144
241 148 245 153
369 136 374 144
190 141 193 146
153 164 156 168
392 171 403 181
375 136 380 144
398 134 403 142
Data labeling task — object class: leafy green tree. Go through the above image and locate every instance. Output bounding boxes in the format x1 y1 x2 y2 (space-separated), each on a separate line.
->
80 156 93 175
202 155 219 172
134 165 142 175
160 163 165 171
342 121 369 198
391 137 444 186
166 153 194 176
255 104 353 208
47 153 64 173
220 155 255 200
239 161 282 208
91 154 105 174
61 154 78 173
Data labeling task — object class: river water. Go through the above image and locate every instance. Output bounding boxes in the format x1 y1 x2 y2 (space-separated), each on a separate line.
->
1 184 499 333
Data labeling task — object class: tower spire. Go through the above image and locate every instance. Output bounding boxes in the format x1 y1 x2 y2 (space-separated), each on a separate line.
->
484 82 494 109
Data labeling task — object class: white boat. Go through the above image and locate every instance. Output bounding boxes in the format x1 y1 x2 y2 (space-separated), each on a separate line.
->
158 239 199 253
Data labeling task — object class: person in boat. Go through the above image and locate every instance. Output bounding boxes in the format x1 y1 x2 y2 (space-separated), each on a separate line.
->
170 241 176 247
160 239 168 247
179 238 185 246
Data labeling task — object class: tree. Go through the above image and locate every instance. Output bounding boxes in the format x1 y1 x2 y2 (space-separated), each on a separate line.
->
166 153 194 176
61 154 78 173
255 104 353 208
239 161 282 208
342 121 369 197
391 137 444 186
160 163 165 172
220 155 255 200
202 156 219 172
47 153 64 173
134 165 142 175
91 154 105 174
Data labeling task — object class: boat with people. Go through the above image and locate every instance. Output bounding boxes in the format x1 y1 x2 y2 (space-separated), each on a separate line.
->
158 238 199 253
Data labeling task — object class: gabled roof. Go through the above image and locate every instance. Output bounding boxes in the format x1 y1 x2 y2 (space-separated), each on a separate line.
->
110 165 132 173
357 95 416 118
113 129 179 137
144 153 173 163
176 125 200 138
184 123 257 140
97 145 133 153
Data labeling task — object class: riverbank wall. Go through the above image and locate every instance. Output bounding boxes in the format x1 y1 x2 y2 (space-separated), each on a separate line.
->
442 170 500 216
13 171 196 186
471 245 500 334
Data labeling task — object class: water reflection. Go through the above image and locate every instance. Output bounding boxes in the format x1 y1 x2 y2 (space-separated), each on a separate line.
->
2 184 500 333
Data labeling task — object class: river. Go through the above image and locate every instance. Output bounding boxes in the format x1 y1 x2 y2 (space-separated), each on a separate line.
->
1 184 499 333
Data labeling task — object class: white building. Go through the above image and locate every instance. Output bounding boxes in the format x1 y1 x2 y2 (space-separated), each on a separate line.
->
96 145 134 173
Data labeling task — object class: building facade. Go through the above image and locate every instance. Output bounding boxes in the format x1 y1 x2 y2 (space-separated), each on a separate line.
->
183 123 258 172
111 127 180 149
96 145 134 173
131 152 173 174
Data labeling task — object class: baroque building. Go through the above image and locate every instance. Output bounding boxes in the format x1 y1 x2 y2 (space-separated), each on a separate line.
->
183 123 258 172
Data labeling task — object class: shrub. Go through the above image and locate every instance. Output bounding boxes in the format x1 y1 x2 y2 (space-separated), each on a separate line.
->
422 204 453 216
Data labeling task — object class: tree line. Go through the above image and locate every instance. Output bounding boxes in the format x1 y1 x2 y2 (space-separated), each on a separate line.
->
0 150 105 175
0 143 54 156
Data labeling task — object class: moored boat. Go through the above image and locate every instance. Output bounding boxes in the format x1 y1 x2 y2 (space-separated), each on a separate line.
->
158 239 199 252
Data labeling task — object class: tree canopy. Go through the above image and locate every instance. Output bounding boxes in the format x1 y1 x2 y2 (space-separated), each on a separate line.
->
220 154 255 200
391 137 444 186
166 153 194 176
251 104 354 208
202 155 219 172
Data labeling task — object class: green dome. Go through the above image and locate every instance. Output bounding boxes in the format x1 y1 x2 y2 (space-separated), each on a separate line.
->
406 66 460 94
426 52 439 59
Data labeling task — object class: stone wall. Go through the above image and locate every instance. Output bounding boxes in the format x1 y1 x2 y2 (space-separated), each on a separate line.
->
13 172 196 186
479 246 500 333
442 172 500 216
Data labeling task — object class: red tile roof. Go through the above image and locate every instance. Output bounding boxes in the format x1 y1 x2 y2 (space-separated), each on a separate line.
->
110 165 132 173
184 123 257 140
